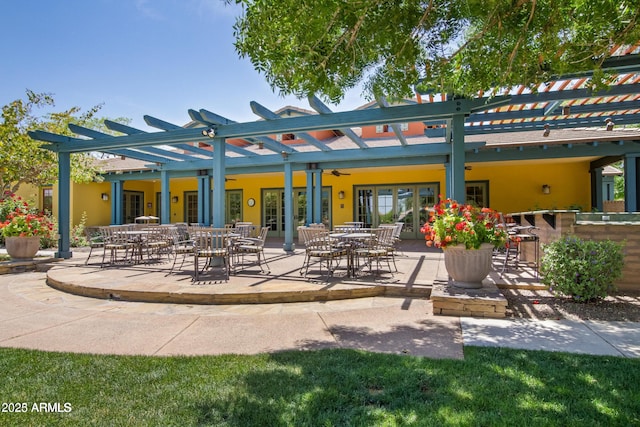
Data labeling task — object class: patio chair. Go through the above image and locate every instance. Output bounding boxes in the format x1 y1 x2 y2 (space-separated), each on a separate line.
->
233 226 270 273
143 226 172 262
192 228 231 282
167 227 194 275
299 229 347 281
100 226 135 267
354 227 395 279
379 223 403 270
84 226 104 265
235 223 255 238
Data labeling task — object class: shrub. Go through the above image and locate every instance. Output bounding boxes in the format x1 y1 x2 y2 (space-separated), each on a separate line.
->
540 236 625 301
70 212 89 247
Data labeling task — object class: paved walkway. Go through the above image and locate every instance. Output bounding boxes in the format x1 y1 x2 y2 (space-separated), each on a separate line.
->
1 244 639 359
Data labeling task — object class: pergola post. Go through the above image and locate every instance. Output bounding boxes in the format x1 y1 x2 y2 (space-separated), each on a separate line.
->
313 170 323 224
110 181 122 225
197 171 212 225
284 161 295 251
624 154 640 212
212 138 226 228
591 167 604 212
449 113 466 203
160 170 170 224
444 162 451 201
305 169 314 226
56 152 72 259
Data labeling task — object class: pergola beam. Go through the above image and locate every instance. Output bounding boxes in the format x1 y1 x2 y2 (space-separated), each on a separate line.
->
158 141 487 172
308 95 368 148
464 112 640 134
376 95 408 146
31 97 510 153
198 108 289 154
144 115 183 131
250 101 331 151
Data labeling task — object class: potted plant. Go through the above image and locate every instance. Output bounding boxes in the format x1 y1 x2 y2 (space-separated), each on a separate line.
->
421 198 507 288
0 193 54 260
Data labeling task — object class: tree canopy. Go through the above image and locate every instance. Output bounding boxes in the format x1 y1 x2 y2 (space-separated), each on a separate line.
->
0 90 128 195
231 0 640 103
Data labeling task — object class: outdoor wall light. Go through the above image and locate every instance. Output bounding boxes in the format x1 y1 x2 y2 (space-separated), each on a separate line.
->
201 127 217 138
542 184 551 194
542 123 551 137
101 193 109 201
171 196 179 203
281 151 289 160
338 191 345 199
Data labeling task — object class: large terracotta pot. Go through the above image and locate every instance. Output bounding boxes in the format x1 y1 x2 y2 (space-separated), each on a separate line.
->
4 236 41 260
443 243 494 289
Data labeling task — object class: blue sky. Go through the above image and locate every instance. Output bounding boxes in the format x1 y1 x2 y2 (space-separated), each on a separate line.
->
1 0 365 131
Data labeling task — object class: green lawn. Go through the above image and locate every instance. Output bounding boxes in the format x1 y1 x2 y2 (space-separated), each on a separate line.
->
0 347 638 426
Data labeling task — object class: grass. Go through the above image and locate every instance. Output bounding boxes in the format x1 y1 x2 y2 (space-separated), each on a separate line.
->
0 347 638 426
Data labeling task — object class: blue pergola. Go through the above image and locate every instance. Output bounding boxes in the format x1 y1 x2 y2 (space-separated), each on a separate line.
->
30 54 640 259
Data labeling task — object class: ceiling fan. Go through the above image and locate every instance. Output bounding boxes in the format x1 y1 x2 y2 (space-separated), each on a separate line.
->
327 169 351 177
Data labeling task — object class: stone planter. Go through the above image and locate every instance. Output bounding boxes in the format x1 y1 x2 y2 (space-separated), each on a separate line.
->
443 243 494 289
4 236 41 260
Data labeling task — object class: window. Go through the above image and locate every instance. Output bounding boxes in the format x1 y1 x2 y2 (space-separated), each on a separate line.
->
466 181 489 207
42 188 53 213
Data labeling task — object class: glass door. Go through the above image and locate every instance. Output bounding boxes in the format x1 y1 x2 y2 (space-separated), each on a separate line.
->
122 191 143 224
226 190 243 224
354 183 439 238
262 188 331 237
185 191 198 224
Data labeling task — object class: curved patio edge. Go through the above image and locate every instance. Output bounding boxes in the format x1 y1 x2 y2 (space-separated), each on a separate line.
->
45 263 432 305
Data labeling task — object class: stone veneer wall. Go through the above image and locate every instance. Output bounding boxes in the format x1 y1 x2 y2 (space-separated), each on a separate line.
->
509 211 639 292
571 223 640 291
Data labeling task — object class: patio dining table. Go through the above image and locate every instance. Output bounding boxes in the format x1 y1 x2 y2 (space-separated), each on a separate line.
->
329 231 374 277
113 226 176 264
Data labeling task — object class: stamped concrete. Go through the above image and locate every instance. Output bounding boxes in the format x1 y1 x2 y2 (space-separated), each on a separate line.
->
1 271 463 359
1 241 638 359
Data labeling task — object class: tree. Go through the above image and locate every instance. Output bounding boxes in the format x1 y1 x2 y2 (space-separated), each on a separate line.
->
231 0 640 103
0 90 128 195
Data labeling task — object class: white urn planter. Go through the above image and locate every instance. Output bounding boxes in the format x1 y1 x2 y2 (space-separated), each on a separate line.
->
443 243 494 289
4 236 41 260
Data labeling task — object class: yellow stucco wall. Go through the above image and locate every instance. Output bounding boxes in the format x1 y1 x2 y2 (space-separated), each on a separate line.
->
19 157 593 228
71 182 112 226
472 159 592 214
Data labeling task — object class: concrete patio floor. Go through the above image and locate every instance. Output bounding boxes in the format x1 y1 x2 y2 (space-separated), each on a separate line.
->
3 238 637 359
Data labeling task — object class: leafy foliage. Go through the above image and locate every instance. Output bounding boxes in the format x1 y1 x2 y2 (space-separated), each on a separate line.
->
0 90 129 195
421 198 507 249
70 212 89 247
541 236 625 301
231 0 640 102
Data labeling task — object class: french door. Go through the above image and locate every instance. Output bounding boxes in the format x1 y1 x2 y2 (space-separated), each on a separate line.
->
122 191 144 223
262 188 331 237
354 184 439 239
